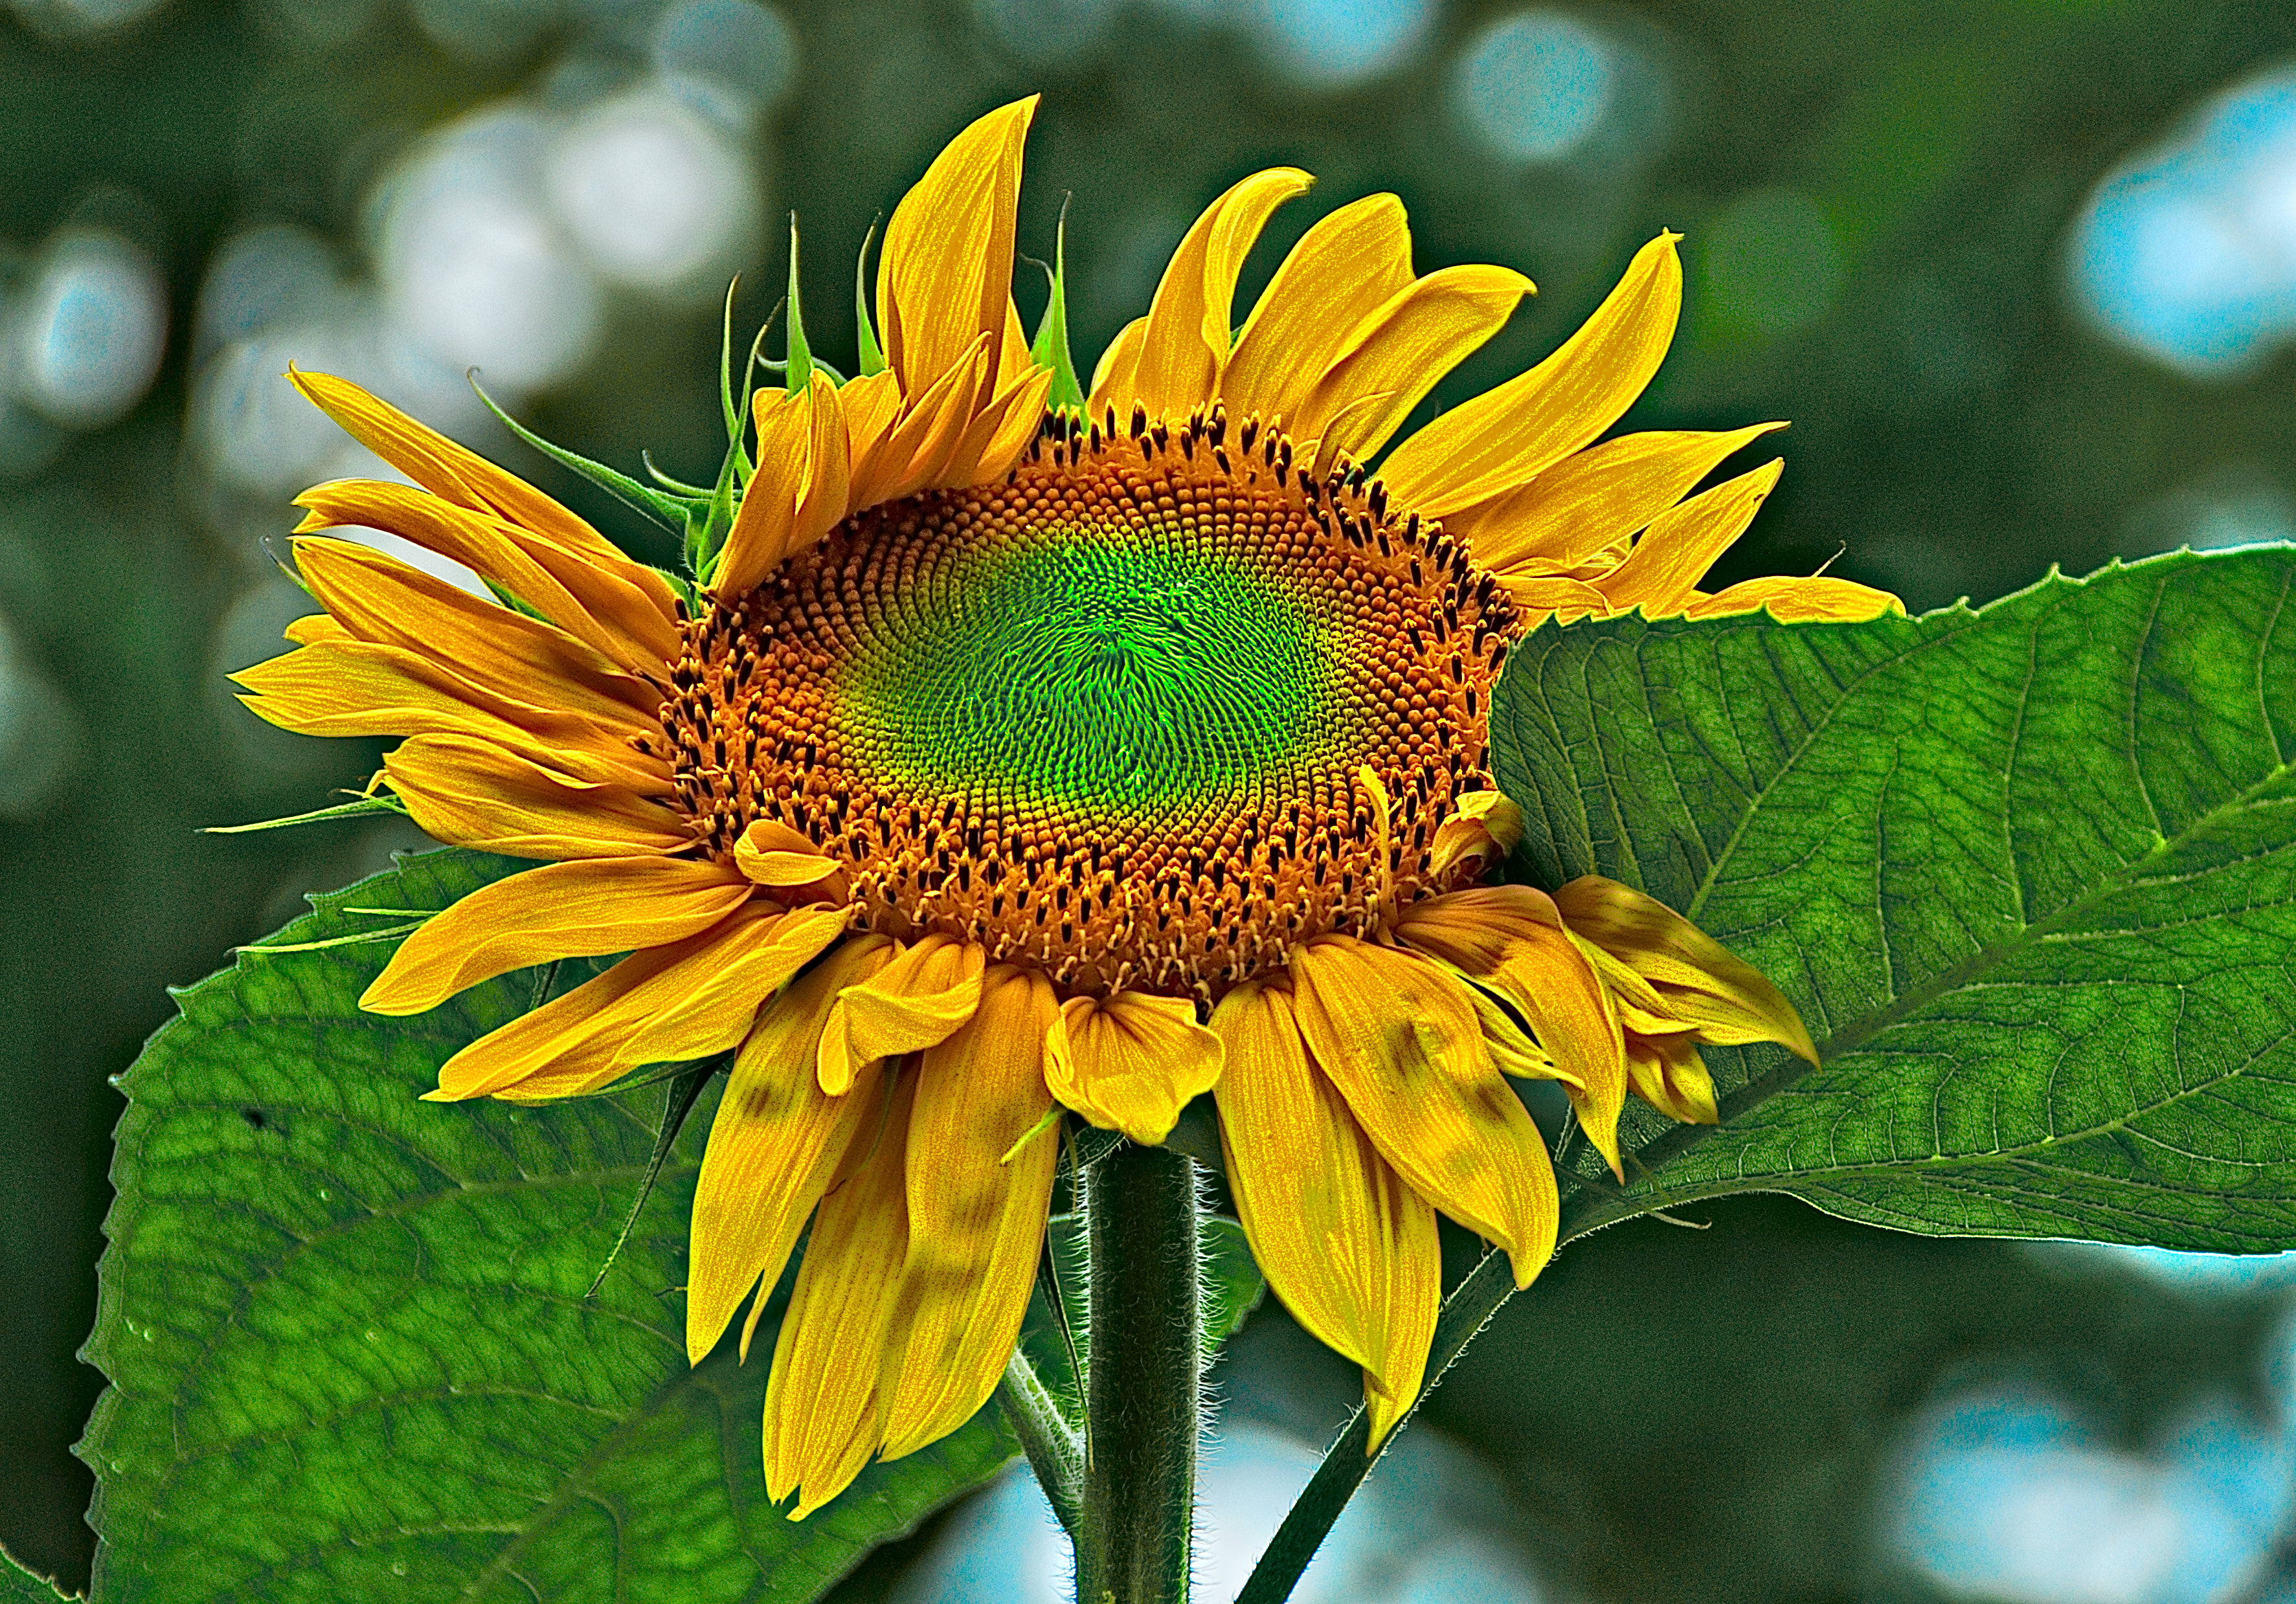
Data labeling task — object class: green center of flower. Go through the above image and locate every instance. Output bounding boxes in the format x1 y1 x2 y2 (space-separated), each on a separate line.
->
848 535 1325 818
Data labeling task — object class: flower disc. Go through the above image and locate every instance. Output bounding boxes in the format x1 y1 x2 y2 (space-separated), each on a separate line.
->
660 411 1518 1001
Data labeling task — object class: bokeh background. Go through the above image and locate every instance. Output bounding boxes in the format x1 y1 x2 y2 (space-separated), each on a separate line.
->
8 0 2296 1599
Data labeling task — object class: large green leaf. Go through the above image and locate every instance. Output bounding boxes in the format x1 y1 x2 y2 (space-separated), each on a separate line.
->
1492 548 2296 1251
1 1546 71 1603
79 850 1013 1603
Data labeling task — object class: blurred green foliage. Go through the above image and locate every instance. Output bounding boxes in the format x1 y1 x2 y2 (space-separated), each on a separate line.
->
10 0 2296 1598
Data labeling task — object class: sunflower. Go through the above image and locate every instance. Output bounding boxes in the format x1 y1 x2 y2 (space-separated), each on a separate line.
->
236 95 1884 1518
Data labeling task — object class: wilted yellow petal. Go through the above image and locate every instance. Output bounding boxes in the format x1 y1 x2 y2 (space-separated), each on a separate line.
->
1287 937 1556 1285
685 936 892 1364
817 935 986 1094
1626 1030 1720 1124
1595 460 1783 620
1379 232 1682 517
732 818 843 889
879 966 1061 1458
1213 982 1438 1447
1044 990 1224 1144
1553 876 1818 1064
1428 789 1524 878
763 1067 917 1518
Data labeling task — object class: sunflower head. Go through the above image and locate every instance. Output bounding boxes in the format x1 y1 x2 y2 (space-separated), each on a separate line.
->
660 400 1514 1006
237 95 1871 1518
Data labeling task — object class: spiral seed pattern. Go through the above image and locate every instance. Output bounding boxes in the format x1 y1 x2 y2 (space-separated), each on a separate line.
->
649 405 1517 1003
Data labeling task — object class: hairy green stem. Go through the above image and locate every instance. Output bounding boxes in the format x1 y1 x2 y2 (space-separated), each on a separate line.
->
999 1348 1084 1535
1074 1141 1200 1604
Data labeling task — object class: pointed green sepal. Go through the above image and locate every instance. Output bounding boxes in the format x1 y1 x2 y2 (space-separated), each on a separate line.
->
466 372 695 535
855 214 888 378
783 214 813 397
1030 196 1085 414
658 566 701 616
202 793 411 835
585 1058 723 1300
642 450 714 498
688 430 741 583
717 279 757 491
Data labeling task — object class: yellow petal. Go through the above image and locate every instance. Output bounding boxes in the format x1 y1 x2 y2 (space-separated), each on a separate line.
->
846 332 995 508
763 1066 917 1519
295 478 682 675
1682 574 1906 622
282 612 348 645
876 96 1039 401
1292 263 1533 470
287 368 682 624
716 370 850 597
1286 937 1556 1286
838 368 906 463
1043 990 1224 1145
1427 789 1524 878
685 935 893 1363
293 535 660 728
879 965 1061 1458
1087 316 1147 413
1447 423 1788 573
1105 168 1312 419
1553 876 1818 1064
425 912 771 1102
617 903 851 1070
381 731 690 860
1395 886 1628 1178
232 639 671 794
1595 459 1783 619
817 934 986 1095
361 854 750 1015
935 360 1054 490
1212 982 1437 1447
1626 1030 1720 1124
733 818 843 889
1221 193 1416 428
1379 232 1682 517
1493 572 1614 625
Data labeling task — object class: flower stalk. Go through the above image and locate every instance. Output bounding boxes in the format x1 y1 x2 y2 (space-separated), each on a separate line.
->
1074 1141 1202 1604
